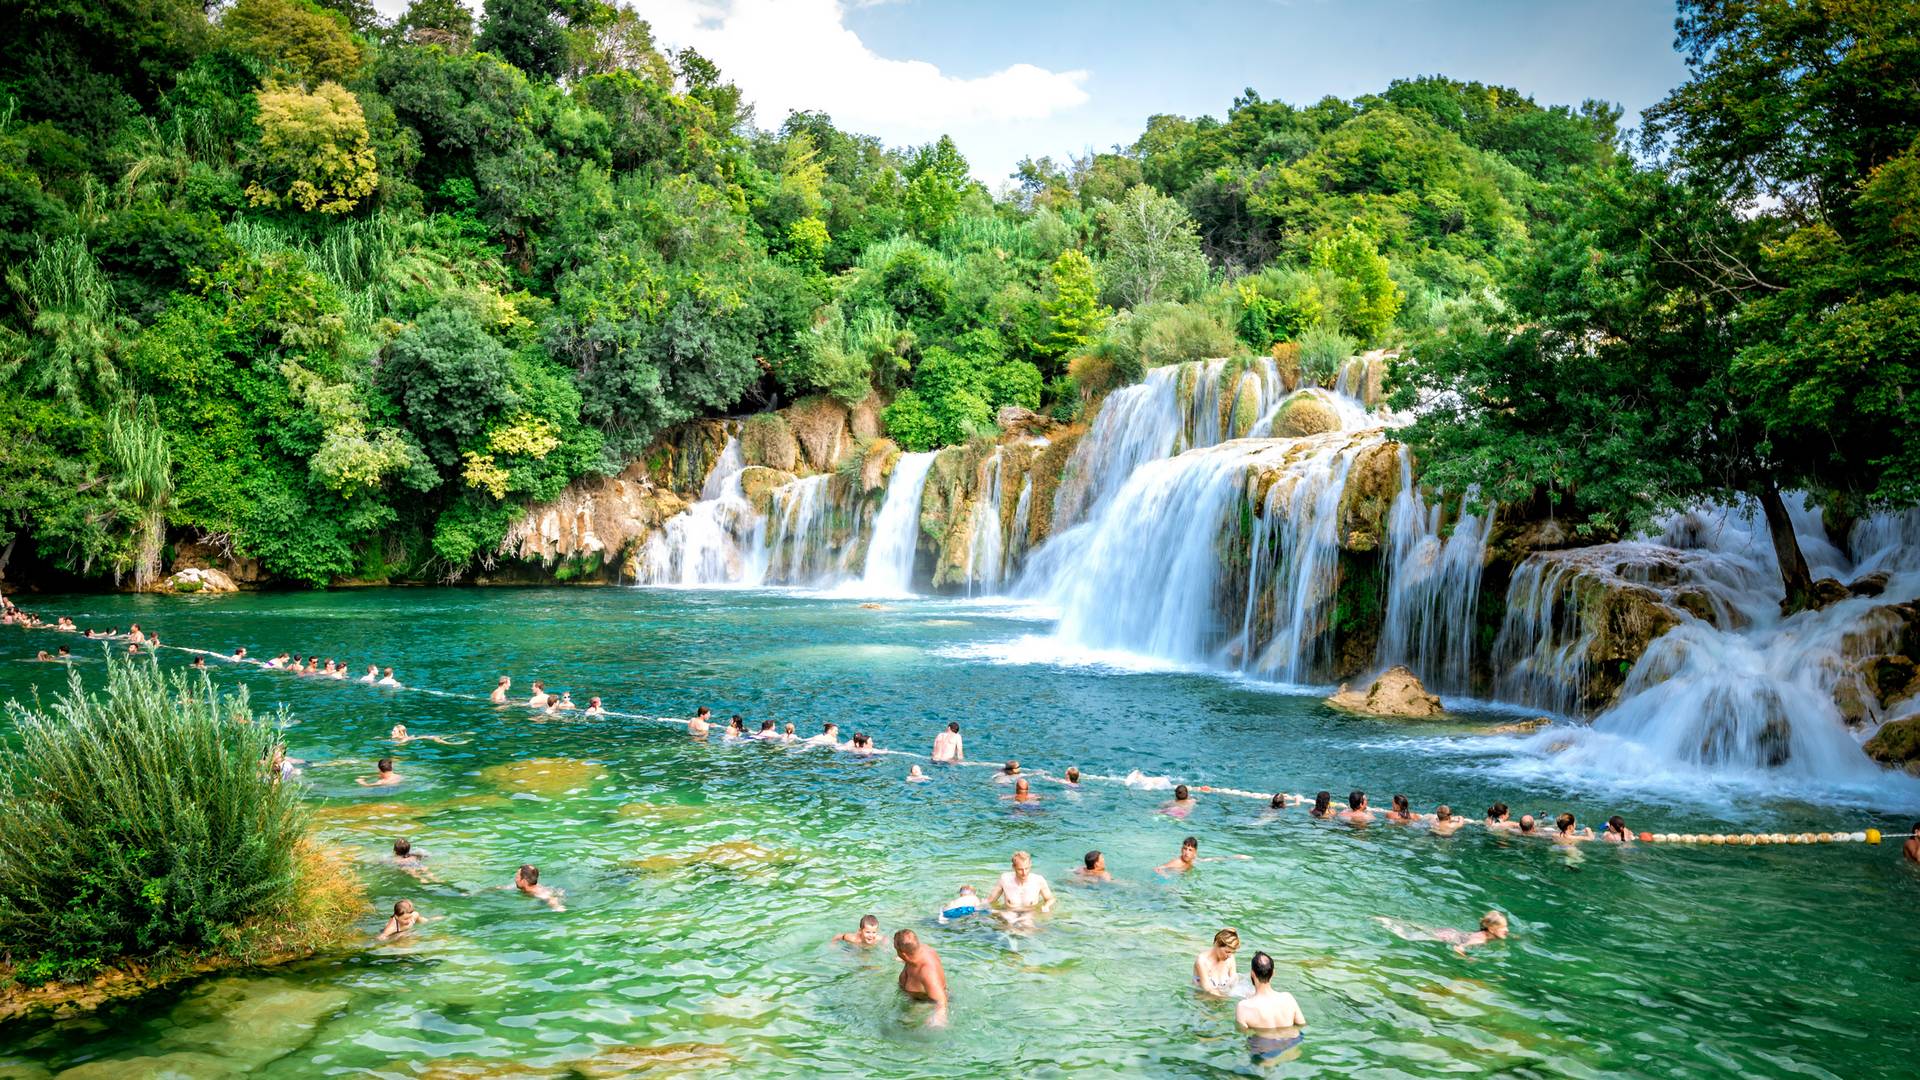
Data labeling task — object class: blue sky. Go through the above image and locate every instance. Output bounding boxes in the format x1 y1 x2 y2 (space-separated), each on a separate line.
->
377 1 1693 187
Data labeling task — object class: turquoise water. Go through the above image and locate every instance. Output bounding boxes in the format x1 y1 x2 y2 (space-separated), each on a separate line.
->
2 588 1917 1078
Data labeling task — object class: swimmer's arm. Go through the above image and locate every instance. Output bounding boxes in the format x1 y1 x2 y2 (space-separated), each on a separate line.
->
375 918 401 941
986 881 1007 908
1038 881 1055 912
354 777 378 786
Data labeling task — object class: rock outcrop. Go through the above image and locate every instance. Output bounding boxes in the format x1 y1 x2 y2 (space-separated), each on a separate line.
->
498 467 687 577
155 567 238 594
1269 391 1340 438
1865 715 1920 775
1325 665 1446 718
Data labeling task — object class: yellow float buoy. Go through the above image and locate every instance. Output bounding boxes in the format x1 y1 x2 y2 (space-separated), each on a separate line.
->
1754 834 1770 845
1816 832 1833 843
1740 834 1756 845
1866 828 1881 844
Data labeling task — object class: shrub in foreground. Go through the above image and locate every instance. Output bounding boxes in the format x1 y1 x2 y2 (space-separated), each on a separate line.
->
0 655 357 983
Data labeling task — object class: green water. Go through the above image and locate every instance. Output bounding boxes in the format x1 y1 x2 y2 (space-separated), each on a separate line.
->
1 588 1916 1078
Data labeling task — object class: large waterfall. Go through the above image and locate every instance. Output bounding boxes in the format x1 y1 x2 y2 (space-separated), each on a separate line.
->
633 437 766 587
858 451 937 595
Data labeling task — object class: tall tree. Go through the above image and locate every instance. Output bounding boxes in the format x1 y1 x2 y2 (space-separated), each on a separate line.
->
1098 185 1208 308
477 0 566 80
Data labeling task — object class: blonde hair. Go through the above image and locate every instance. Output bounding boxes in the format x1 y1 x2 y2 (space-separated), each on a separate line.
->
1213 928 1240 950
1481 911 1508 931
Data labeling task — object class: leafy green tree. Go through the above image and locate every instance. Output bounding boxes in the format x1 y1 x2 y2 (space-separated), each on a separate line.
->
218 0 364 85
105 406 173 589
380 304 517 470
1308 226 1401 344
478 0 568 80
2 237 131 410
397 0 475 50
245 81 380 215
902 135 972 238
1039 249 1106 368
1099 185 1208 308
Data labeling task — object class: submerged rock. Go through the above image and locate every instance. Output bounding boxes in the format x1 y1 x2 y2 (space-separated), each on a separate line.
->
1325 665 1445 718
478 757 608 797
1865 715 1920 774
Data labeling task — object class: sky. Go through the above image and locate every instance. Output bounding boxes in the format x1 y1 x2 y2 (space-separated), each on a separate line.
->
372 0 1694 188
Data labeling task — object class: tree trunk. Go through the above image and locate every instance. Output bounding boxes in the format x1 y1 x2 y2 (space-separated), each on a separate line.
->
1758 484 1813 615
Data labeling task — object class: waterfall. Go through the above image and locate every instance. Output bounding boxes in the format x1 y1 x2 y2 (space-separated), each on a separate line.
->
1376 447 1491 691
634 436 766 586
858 452 937 595
1246 445 1362 681
762 474 865 586
965 451 1007 597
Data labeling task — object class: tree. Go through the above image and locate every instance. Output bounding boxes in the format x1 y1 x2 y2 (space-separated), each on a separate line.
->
1039 249 1106 367
379 304 517 470
397 0 475 51
1308 225 1402 345
477 0 566 80
2 237 130 410
218 0 364 85
902 136 972 238
245 82 380 215
1099 184 1208 308
105 406 172 589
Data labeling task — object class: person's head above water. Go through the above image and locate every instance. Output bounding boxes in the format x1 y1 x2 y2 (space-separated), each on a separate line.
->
1555 812 1576 833
1313 791 1332 814
823 721 838 734
1065 767 1080 783
394 837 411 857
1010 850 1032 875
1084 850 1103 870
1481 911 1509 938
1518 815 1537 833
1436 805 1453 821
1607 815 1627 834
1348 790 1366 811
517 864 539 885
695 706 711 718
1392 794 1409 814
377 757 394 774
1014 777 1030 794
1182 836 1198 854
1003 760 1019 775
1175 784 1191 801
1488 802 1509 821
498 676 510 685
947 722 960 733
1250 951 1274 986
759 719 775 731
1213 927 1240 953
393 899 415 917
893 928 919 956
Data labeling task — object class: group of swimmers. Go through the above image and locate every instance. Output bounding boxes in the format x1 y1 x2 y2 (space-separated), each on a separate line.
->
489 676 606 717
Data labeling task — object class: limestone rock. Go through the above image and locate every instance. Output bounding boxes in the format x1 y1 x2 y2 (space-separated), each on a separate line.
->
1227 373 1264 438
168 537 265 585
783 396 852 473
736 466 796 517
1485 717 1553 736
738 413 799 472
1335 440 1402 553
995 405 1054 438
499 473 685 577
1325 665 1445 718
645 419 731 496
1863 654 1918 709
1806 577 1852 611
1865 715 1920 772
860 438 900 493
850 390 886 440
1269 391 1340 438
155 567 238 594
1024 426 1084 547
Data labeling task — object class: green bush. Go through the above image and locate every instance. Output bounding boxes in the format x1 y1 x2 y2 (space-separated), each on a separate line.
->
1298 325 1357 386
0 656 321 977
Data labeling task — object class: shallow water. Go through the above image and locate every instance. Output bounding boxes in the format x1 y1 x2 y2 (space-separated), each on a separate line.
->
2 588 1917 1078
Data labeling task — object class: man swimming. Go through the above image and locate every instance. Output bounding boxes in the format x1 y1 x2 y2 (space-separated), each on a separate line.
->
376 899 430 941
848 733 875 753
491 676 511 704
1338 791 1374 824
379 667 401 687
804 721 839 747
1377 911 1509 957
1074 851 1112 883
1237 950 1307 1062
390 837 440 883
554 692 575 711
988 850 1055 926
359 664 379 684
1516 814 1539 835
755 719 779 740
190 655 207 669
1905 823 1919 864
995 760 1020 784
1063 767 1081 786
932 721 964 763
781 722 796 743
581 696 604 717
1193 928 1240 996
1429 805 1465 836
1007 777 1040 804
514 864 565 911
390 724 467 746
688 707 712 737
1158 836 1201 874
525 681 547 709
1162 784 1197 818
232 647 247 660
832 913 883 947
892 929 949 1027
356 758 403 786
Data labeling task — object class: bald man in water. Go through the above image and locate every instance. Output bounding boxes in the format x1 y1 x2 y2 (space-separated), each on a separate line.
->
893 929 949 1026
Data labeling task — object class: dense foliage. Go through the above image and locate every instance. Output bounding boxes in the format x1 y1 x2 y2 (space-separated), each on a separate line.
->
0 655 351 982
2 0 1812 589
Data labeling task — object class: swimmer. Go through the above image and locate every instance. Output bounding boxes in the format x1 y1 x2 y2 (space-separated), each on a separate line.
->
907 764 928 782
554 692 575 711
127 624 145 644
755 719 778 740
1007 777 1040 804
1378 911 1510 957
389 724 467 746
938 884 982 923
848 732 875 753
525 681 546 709
126 643 141 656
782 722 796 743
34 650 51 662
55 645 70 659
804 721 839 747
356 758 404 786
328 660 347 679
832 913 883 947
1429 805 1465 836
379 667 400 687
376 899 430 941
390 837 440 883
1162 784 1196 818
232 647 247 660
359 664 379 684
147 634 161 650
725 715 747 738
1601 815 1633 843
1337 790 1374 824
1269 793 1302 811
514 863 565 911
892 929 949 1027
1905 823 1919 864
267 653 290 669
1193 928 1240 996
932 721 964 763
1309 791 1334 819
1158 836 1200 874
1485 802 1515 830
688 706 711 737
1074 851 1112 883
1236 951 1307 1043
583 696 605 717
988 850 1055 925
491 676 511 704
995 760 1020 784
1553 812 1594 843
1386 794 1415 824
1516 814 1539 836
1063 767 1081 786
190 655 206 669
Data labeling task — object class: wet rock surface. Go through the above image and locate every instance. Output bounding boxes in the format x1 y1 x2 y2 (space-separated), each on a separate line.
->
1326 665 1445 718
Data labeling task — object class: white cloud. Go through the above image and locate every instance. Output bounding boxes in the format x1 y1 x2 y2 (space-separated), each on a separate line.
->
645 0 1089 142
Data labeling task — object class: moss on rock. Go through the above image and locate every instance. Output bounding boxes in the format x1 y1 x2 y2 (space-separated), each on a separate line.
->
1270 391 1340 438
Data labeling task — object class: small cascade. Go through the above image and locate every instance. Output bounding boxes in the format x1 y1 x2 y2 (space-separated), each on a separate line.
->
1050 358 1289 531
964 451 1007 596
1242 444 1362 680
1375 447 1491 692
762 474 865 586
1006 475 1034 572
858 451 938 595
634 436 766 586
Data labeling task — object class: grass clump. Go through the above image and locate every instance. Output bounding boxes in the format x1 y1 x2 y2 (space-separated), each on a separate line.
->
0 654 362 985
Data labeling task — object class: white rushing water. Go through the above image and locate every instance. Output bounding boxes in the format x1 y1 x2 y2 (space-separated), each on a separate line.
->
856 451 937 595
964 451 1007 597
634 436 767 586
1376 446 1490 693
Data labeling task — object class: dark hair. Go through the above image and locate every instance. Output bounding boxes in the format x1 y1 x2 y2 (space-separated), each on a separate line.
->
519 864 539 883
1607 815 1626 833
1005 760 1019 773
1250 951 1275 983
1555 812 1576 833
1392 794 1409 812
1313 791 1331 815
948 722 960 732
760 719 774 730
859 914 878 928
892 928 918 953
1348 790 1365 810
1270 792 1286 808
730 714 743 724
1175 784 1190 800
393 900 411 916
1488 802 1509 820
696 706 711 717
393 837 411 857
377 757 394 771
1436 805 1452 820
1084 850 1102 869
1182 836 1198 850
